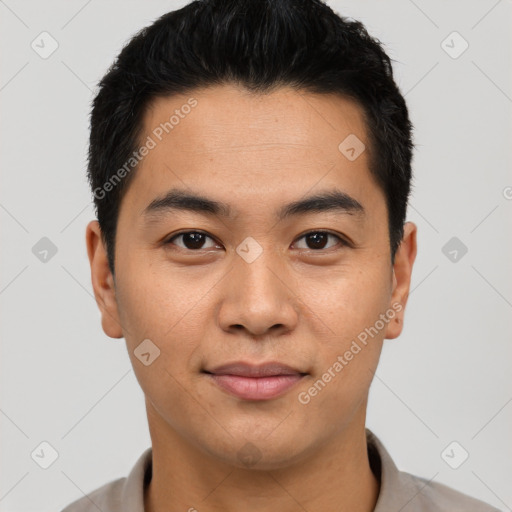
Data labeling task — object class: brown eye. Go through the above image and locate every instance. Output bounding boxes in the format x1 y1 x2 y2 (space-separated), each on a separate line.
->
167 231 218 250
294 231 346 250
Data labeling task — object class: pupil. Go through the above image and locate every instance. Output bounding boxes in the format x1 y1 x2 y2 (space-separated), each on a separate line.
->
184 233 204 249
181 233 329 250
308 233 327 249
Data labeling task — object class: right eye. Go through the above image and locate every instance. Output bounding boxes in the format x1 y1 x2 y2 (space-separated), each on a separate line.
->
165 231 221 251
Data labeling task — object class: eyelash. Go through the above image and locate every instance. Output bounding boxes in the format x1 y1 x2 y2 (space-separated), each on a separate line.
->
164 230 350 252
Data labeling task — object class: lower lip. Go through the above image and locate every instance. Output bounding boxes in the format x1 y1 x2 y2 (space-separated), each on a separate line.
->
206 373 305 400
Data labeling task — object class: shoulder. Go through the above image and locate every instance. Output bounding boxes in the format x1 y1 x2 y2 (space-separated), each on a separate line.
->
396 469 502 512
60 477 126 512
60 447 152 512
366 429 501 512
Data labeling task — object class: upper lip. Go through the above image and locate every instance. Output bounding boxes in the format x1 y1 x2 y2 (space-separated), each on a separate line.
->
204 361 306 377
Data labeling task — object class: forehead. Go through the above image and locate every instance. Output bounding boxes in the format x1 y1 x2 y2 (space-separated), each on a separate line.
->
143 84 368 155
121 84 380 220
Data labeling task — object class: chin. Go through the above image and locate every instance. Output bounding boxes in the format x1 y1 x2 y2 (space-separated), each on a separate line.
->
199 429 317 471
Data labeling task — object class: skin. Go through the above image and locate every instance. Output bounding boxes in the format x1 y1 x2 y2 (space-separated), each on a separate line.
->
86 83 417 512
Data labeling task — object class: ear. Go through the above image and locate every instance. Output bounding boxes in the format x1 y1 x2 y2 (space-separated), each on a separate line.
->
85 220 124 339
385 221 417 340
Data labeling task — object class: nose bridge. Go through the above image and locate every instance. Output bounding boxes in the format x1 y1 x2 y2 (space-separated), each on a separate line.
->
235 238 288 304
217 237 298 335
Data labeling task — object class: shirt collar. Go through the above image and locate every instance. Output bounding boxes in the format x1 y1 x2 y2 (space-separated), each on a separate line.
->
366 428 415 511
120 445 152 512
120 429 407 512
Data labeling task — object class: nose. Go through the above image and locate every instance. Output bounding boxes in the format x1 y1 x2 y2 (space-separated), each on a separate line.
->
216 246 299 339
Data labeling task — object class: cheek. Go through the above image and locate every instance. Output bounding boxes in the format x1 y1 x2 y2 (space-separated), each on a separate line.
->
297 259 390 397
116 273 205 423
114 262 207 384
115 254 209 337
300 259 392 339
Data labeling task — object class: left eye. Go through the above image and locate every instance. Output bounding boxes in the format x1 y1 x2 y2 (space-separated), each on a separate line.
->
293 231 344 250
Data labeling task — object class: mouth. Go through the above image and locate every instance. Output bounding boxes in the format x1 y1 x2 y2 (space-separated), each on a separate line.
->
202 361 308 401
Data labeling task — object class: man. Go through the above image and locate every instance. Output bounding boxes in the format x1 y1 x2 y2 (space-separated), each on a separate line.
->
62 0 500 510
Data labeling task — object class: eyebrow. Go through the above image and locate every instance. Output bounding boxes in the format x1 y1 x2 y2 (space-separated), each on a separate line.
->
142 187 365 223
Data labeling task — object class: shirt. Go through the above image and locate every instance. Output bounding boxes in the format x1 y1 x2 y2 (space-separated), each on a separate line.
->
61 429 501 512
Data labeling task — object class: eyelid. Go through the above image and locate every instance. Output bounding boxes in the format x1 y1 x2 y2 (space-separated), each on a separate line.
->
165 230 220 249
165 229 351 251
292 230 351 250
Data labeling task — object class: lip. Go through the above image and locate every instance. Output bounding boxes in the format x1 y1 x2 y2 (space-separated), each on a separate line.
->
203 361 307 401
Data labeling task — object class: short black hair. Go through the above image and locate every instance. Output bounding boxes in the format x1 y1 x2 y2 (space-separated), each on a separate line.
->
88 0 414 275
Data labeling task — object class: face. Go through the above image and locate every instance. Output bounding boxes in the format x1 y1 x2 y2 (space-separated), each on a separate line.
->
87 84 416 470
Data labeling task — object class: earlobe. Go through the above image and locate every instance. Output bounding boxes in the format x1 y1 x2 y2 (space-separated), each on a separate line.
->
85 220 124 339
385 222 417 340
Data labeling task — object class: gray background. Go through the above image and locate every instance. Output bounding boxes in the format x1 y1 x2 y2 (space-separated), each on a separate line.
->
1 1 511 511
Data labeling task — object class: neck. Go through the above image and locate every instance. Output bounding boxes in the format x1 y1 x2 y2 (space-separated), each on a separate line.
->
144 403 379 512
